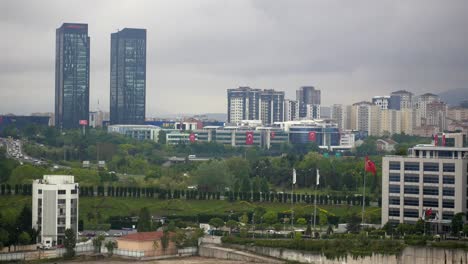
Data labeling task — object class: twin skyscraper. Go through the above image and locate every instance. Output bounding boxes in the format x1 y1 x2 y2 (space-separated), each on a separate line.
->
55 23 147 129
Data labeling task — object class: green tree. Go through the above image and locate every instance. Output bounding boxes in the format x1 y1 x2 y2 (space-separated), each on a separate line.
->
105 240 116 256
263 211 277 226
193 160 233 192
18 232 31 245
451 212 465 236
209 218 224 230
63 229 76 259
92 235 104 253
296 218 307 226
160 230 170 253
226 220 238 235
240 213 249 226
137 207 152 232
346 214 361 234
0 228 9 249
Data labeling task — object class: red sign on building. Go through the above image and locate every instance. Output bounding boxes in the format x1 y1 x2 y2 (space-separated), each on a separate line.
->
246 132 254 145
79 120 88 125
270 131 275 139
308 131 316 141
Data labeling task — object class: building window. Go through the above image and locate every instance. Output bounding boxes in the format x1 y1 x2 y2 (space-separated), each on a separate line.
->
389 162 401 170
423 163 439 172
38 189 42 194
389 185 400 193
389 198 400 205
71 189 77 194
404 186 419 194
404 198 419 206
389 208 400 217
58 190 66 195
58 199 66 204
443 163 455 172
443 188 455 196
404 174 419 183
443 176 455 184
404 210 419 218
423 175 439 184
442 212 454 220
423 187 438 196
442 200 454 209
389 173 400 182
404 162 419 171
423 199 438 207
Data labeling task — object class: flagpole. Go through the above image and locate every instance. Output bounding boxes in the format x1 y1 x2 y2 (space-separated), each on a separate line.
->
291 169 295 232
313 169 319 234
361 168 366 225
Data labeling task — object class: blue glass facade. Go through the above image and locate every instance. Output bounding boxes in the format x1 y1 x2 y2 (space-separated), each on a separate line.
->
289 126 340 146
110 28 147 125
55 23 90 129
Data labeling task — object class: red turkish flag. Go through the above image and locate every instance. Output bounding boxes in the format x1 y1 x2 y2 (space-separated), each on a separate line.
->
365 156 377 175
246 131 254 145
189 133 196 143
308 131 316 141
442 134 446 146
270 131 275 139
434 134 439 146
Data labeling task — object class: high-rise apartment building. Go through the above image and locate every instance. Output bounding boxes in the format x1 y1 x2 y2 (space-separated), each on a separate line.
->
227 87 261 124
110 28 147 125
284 99 299 121
380 109 401 135
296 86 321 118
306 104 321 119
381 133 468 230
32 175 79 247
391 90 414 109
372 96 391 110
425 101 448 130
259 89 284 125
351 101 381 136
55 23 90 129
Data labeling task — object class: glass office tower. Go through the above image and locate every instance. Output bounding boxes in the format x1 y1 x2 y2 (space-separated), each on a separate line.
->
55 23 90 129
110 28 147 125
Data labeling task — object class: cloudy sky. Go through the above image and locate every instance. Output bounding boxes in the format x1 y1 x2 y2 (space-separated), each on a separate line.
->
1 0 467 116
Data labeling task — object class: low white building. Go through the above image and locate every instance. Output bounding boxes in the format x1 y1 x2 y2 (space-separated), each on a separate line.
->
108 124 161 142
32 175 79 247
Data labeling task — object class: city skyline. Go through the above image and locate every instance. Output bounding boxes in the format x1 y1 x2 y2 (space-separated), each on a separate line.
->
1 1 468 116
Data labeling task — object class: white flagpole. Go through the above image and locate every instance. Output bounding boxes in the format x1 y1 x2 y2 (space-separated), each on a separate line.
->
291 168 295 231
362 168 366 225
313 169 319 233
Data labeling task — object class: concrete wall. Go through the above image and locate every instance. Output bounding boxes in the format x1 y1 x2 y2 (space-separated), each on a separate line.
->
226 244 468 264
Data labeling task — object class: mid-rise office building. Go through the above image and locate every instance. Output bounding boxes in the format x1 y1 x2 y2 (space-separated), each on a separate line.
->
297 86 321 118
227 87 261 124
55 23 90 129
32 175 79 246
259 89 285 124
110 28 147 125
381 133 468 230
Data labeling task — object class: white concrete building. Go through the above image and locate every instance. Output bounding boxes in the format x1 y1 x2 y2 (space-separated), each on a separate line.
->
331 104 352 130
33 175 79 246
372 96 391 110
306 104 321 120
284 99 299 121
381 133 468 231
108 124 161 142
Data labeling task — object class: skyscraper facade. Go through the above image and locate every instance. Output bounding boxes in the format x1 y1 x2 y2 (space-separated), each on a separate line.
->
55 23 90 129
110 28 147 125
259 89 285 124
296 86 321 118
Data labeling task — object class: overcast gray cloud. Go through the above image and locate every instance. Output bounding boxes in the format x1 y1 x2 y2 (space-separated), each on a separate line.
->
1 0 467 116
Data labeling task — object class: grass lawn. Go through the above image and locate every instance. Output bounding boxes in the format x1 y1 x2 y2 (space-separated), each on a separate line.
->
0 196 381 229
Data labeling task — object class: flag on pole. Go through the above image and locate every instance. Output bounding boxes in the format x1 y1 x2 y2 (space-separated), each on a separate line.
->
316 169 320 186
434 134 439 146
365 156 377 175
442 134 446 146
292 168 296 184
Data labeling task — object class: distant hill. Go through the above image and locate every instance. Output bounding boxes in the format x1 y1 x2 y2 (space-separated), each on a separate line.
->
438 88 468 106
152 112 227 121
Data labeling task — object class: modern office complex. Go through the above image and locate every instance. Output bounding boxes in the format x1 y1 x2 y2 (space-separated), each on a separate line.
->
110 28 147 125
55 23 90 129
381 133 468 231
32 175 79 246
296 86 321 118
284 99 299 121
